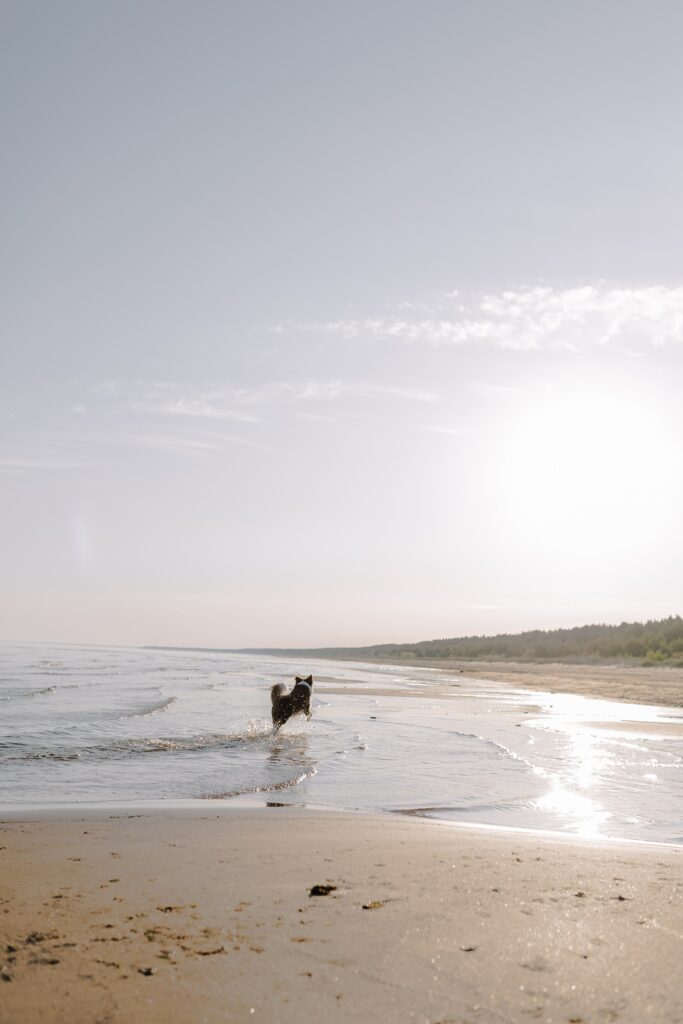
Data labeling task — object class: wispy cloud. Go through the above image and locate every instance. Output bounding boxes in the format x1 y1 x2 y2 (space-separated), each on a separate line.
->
122 431 279 456
0 456 90 473
421 424 474 437
136 379 438 411
140 398 259 423
354 383 437 403
228 380 438 405
277 284 683 352
127 434 223 454
467 382 522 399
295 411 338 424
7 377 435 475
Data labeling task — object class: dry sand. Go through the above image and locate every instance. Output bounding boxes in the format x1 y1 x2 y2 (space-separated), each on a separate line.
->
370 659 683 709
1 806 682 1024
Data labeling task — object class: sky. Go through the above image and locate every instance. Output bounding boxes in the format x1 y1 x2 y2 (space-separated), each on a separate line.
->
2 0 683 648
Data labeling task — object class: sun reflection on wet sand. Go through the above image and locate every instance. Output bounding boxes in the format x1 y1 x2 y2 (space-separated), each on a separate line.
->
531 724 614 837
534 784 610 838
527 689 682 728
523 689 681 839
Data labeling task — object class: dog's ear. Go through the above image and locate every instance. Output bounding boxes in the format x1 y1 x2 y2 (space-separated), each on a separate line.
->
295 676 302 683
305 674 313 684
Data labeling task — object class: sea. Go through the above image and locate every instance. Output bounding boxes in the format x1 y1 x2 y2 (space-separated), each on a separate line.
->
1 643 682 844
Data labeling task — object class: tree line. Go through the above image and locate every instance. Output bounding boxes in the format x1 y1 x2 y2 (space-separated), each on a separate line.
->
249 616 683 665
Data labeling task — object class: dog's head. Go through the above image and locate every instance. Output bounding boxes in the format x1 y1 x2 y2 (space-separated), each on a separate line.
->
291 674 313 711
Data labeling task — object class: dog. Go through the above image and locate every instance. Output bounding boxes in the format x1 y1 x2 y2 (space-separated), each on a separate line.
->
271 675 313 731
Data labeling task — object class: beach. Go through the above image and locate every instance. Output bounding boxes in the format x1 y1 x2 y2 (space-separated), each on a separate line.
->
2 647 683 1021
373 659 683 710
1 806 682 1024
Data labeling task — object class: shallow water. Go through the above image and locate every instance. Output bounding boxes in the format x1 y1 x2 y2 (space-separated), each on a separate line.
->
1 643 681 843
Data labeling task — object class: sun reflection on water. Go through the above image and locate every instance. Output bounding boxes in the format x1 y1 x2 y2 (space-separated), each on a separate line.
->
534 784 610 837
528 693 628 837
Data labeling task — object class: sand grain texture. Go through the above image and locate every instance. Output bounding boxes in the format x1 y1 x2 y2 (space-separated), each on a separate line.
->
1 808 682 1024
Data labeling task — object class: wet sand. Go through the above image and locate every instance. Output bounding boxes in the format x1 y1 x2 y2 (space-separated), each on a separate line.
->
372 659 683 709
1 806 682 1023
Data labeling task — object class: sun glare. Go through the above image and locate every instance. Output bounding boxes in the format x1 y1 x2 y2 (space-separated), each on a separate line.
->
498 380 679 563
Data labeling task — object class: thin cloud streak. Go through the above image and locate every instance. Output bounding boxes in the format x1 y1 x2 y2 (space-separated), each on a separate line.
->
0 457 91 472
467 382 523 399
136 379 438 410
279 284 683 352
421 425 474 437
127 434 224 454
124 431 279 456
9 374 432 477
140 398 260 423
231 380 438 404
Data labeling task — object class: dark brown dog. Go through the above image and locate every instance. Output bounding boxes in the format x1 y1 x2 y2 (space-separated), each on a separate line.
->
270 675 313 731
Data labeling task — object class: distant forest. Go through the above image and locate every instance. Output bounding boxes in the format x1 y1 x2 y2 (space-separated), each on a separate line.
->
247 616 683 666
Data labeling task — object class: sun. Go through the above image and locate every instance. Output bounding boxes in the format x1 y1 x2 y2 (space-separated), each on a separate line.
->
497 376 679 566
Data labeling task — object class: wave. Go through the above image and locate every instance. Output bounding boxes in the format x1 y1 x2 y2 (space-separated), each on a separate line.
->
203 766 317 799
108 720 275 752
25 669 76 676
395 799 526 818
118 696 177 719
1 720 277 764
20 750 81 762
0 685 57 701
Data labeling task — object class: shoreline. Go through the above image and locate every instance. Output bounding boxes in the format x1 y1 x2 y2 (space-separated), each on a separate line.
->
350 656 683 708
2 806 681 1023
1 798 681 850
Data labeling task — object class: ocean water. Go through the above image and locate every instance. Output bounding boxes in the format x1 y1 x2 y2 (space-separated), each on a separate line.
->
1 643 682 844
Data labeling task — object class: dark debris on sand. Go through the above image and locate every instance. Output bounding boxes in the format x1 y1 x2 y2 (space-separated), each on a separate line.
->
309 884 337 897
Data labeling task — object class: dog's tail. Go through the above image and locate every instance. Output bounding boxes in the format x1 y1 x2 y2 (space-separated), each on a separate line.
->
271 682 288 705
